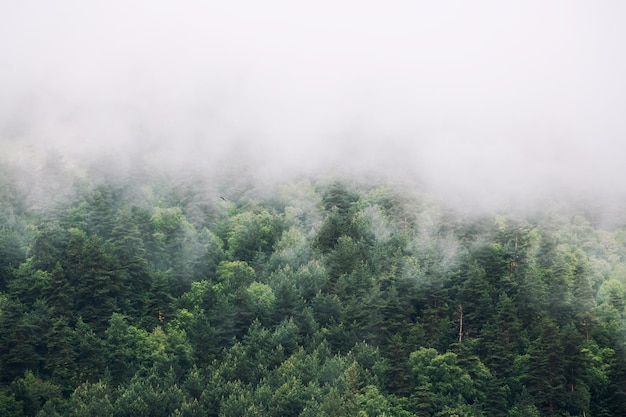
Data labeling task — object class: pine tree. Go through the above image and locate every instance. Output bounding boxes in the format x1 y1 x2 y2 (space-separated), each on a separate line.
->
526 318 567 416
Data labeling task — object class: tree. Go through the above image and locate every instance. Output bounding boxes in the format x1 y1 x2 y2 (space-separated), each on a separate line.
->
113 369 185 417
246 281 276 320
0 225 25 292
68 381 114 417
107 209 152 317
597 278 626 314
44 317 76 390
11 370 62 417
8 258 50 306
104 314 150 385
0 299 54 382
30 222 68 273
526 318 567 416
64 229 121 333
0 389 23 417
481 294 523 381
216 261 256 290
225 209 284 264
408 347 489 416
86 186 120 240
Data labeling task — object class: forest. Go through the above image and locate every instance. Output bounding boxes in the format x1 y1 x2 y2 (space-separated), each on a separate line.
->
0 153 625 417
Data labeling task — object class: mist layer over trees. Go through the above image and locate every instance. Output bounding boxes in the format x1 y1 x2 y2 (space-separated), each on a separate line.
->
0 155 625 417
2 1 626 416
2 1 626 209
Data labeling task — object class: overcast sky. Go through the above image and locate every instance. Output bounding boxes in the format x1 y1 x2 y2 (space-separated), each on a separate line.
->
1 1 626 208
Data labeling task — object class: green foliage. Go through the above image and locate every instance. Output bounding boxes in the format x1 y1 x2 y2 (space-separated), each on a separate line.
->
1 164 626 416
246 282 276 316
104 313 152 384
216 260 256 290
225 209 284 263
408 347 489 415
597 278 626 313
67 381 113 417
0 390 23 417
11 370 62 417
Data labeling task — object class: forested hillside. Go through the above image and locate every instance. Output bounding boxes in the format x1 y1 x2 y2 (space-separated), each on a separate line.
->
1 156 625 417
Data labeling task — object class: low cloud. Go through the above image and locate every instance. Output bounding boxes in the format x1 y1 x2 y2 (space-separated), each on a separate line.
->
1 1 625 214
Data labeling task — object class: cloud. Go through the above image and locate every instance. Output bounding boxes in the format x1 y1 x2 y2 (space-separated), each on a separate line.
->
1 0 625 210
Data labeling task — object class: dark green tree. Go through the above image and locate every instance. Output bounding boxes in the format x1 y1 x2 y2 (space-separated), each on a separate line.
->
526 318 567 416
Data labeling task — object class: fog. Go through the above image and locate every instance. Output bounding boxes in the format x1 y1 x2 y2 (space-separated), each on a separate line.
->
1 1 626 213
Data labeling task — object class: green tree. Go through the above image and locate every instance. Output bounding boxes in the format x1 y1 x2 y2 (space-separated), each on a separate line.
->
113 369 185 417
0 389 23 417
526 318 567 416
67 381 114 417
44 317 76 390
0 299 54 382
8 258 50 306
0 225 26 292
71 318 105 385
64 229 121 333
246 282 276 319
107 209 152 317
225 209 283 264
11 370 62 417
104 313 151 385
597 278 626 314
216 261 256 290
408 347 489 416
30 222 68 273
86 186 120 240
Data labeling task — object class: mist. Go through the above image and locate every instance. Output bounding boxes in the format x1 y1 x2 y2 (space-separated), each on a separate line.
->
2 0 626 215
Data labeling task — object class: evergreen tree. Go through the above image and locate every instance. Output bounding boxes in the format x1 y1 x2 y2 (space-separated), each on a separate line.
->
526 318 567 416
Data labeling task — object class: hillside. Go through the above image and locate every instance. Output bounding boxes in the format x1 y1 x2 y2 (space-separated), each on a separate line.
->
0 156 625 417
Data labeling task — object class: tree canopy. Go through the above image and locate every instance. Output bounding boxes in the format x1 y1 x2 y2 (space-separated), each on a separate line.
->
0 158 625 416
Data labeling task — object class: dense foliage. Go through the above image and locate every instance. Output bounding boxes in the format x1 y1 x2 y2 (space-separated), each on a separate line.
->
1 157 625 417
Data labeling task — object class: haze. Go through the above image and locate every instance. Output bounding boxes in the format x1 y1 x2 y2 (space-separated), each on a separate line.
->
1 0 626 212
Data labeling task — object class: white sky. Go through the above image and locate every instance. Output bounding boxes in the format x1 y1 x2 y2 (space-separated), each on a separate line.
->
1 0 626 207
